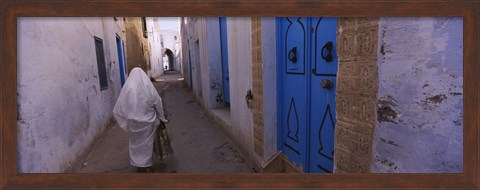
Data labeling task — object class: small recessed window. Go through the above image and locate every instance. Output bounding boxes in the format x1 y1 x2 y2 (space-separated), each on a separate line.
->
142 17 148 38
94 36 108 90
160 35 164 47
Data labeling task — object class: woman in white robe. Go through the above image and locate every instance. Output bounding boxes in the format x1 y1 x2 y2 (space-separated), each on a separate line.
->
113 67 167 173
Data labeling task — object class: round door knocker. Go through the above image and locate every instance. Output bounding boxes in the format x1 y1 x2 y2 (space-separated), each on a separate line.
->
321 79 333 89
321 41 333 63
288 47 297 63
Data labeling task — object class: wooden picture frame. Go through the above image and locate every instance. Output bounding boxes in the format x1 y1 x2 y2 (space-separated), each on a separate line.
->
1 0 478 189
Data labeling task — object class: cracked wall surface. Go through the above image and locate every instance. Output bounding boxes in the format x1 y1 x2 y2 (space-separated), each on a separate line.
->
17 17 125 172
125 17 150 75
372 17 463 173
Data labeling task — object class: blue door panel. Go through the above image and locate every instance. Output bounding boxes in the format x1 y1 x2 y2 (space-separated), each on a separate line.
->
188 49 193 90
187 39 193 90
285 17 307 74
309 17 337 173
313 17 338 75
309 76 336 173
220 17 230 103
282 85 308 169
116 35 126 87
280 17 309 170
279 17 338 173
122 40 128 77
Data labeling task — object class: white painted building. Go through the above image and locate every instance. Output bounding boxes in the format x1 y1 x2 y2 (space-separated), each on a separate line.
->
146 17 164 78
16 17 163 173
160 29 181 71
180 17 278 171
180 17 463 173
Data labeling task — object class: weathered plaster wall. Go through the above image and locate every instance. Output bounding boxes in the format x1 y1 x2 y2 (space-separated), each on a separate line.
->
17 17 123 172
204 17 223 109
147 17 164 78
226 17 255 167
125 17 150 74
189 17 205 103
180 17 193 88
335 17 379 173
100 17 127 96
251 17 280 166
180 17 256 167
187 17 223 109
372 17 463 173
160 30 180 71
261 17 278 163
175 37 182 74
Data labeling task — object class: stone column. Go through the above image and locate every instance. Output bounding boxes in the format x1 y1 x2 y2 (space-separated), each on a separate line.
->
334 17 379 173
251 17 264 159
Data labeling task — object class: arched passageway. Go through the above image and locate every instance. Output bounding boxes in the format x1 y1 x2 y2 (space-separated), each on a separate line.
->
164 48 174 71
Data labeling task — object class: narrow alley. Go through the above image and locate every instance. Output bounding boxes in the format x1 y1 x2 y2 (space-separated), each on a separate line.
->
15 16 464 175
76 71 253 173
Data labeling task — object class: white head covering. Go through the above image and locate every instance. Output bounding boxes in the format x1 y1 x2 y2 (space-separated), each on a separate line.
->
112 68 167 167
113 67 166 132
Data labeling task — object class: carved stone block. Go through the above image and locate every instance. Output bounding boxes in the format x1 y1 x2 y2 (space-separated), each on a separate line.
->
335 147 369 173
337 31 356 59
251 18 264 158
335 95 351 119
336 75 348 93
357 62 378 95
356 28 378 57
335 17 379 173
358 97 376 122
357 17 379 29
335 121 374 157
339 17 356 31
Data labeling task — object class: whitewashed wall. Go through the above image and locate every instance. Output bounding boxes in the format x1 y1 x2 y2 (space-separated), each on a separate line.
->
261 17 278 163
160 30 180 71
203 17 223 109
174 39 182 73
17 17 124 173
190 18 206 103
372 17 463 173
100 17 127 96
226 17 255 165
186 17 222 109
180 18 194 88
147 17 164 78
181 17 257 167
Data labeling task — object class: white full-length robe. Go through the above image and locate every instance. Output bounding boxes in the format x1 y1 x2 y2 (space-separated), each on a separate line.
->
113 67 167 167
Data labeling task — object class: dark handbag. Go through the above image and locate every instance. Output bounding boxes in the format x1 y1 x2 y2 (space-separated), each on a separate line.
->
153 121 173 161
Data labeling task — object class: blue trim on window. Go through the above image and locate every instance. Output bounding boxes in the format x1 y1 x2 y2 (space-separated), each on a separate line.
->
276 18 284 152
94 36 108 91
122 40 127 76
116 34 126 87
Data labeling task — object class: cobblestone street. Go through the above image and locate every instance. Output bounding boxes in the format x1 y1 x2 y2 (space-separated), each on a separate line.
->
76 71 253 173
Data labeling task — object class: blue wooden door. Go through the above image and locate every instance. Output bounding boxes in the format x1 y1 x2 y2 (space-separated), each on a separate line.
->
188 49 193 90
122 40 128 77
187 39 193 90
116 35 126 87
279 17 310 170
278 17 337 173
194 40 202 97
220 17 230 104
308 17 337 173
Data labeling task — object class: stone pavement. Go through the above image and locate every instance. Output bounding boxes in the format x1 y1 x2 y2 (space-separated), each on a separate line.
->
76 71 253 173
